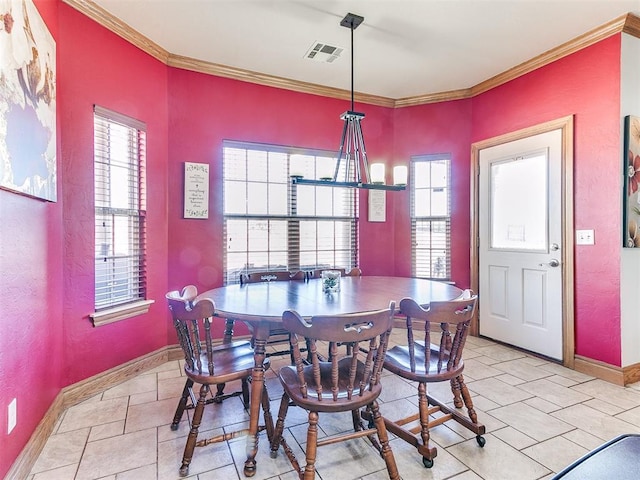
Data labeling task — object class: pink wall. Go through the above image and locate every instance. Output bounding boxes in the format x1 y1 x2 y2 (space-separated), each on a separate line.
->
471 35 622 365
166 68 399 296
0 3 625 475
1 3 170 477
0 1 62 474
392 99 474 285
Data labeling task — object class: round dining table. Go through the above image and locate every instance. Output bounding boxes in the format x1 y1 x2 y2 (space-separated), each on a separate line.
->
198 275 462 477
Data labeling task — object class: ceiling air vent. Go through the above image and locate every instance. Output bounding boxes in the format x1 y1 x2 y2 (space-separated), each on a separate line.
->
304 42 344 63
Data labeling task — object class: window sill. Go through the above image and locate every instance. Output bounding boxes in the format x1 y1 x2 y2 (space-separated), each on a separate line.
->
90 299 155 327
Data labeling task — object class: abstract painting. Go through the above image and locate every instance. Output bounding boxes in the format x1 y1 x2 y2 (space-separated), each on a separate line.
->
0 0 56 201
624 115 640 247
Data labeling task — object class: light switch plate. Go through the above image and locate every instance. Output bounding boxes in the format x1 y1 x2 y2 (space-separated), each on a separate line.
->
576 229 595 245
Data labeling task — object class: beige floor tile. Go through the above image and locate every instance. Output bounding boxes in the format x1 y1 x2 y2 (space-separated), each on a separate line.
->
58 397 128 433
88 420 125 442
32 463 78 479
492 358 553 382
562 428 607 451
102 373 157 400
447 435 550 480
491 426 537 450
524 397 562 414
465 377 533 406
518 378 592 408
551 403 640 441
30 428 89 474
521 435 589 473
75 428 156 480
572 379 640 410
459 358 504 380
489 402 574 441
115 464 157 480
30 336 640 480
387 435 468 480
472 345 527 362
125 397 180 433
157 428 232 478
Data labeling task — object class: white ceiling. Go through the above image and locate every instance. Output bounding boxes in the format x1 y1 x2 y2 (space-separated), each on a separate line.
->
91 0 640 100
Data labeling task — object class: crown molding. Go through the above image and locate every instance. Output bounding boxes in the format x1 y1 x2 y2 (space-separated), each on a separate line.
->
62 1 638 108
62 0 170 63
167 54 395 108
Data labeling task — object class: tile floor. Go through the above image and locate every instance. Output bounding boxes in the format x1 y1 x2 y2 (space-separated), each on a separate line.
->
27 332 640 480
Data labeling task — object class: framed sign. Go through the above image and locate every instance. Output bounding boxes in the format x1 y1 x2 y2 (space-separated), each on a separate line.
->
368 189 386 222
183 162 209 219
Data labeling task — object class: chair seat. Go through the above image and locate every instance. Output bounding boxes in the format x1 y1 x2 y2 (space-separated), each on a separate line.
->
185 341 268 384
384 342 464 382
279 358 381 412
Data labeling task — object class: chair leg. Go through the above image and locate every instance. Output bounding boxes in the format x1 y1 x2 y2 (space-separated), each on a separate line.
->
214 383 226 403
370 400 400 480
303 411 319 480
270 393 290 457
241 378 250 409
450 376 463 408
171 378 194 431
457 374 479 424
261 381 275 442
417 382 431 450
180 384 208 477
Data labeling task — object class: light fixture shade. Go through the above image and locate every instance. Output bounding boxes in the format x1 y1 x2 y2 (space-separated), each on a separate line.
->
393 166 408 186
370 163 385 184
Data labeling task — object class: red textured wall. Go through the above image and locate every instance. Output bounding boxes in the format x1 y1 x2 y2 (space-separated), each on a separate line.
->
166 68 399 297
0 3 624 476
0 1 61 475
392 99 474 285
58 4 170 383
471 35 622 365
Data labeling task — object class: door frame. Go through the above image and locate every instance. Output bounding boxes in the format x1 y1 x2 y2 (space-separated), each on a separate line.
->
470 116 575 368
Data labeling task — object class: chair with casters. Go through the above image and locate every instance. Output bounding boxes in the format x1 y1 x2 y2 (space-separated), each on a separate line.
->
239 270 306 362
166 288 274 477
269 302 400 480
377 290 485 468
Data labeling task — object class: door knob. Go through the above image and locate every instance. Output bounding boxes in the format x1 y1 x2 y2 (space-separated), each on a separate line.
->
550 243 559 251
539 259 560 267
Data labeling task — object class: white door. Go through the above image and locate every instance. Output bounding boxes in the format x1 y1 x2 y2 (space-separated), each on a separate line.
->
478 129 563 360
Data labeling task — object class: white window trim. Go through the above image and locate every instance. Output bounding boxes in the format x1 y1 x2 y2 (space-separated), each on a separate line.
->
90 299 155 327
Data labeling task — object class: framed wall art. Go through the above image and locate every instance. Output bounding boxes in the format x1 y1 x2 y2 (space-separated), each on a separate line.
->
0 0 57 201
624 115 640 247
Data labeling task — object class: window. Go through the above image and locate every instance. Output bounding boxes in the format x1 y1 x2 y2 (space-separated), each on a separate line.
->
223 141 358 284
411 154 451 280
93 106 147 312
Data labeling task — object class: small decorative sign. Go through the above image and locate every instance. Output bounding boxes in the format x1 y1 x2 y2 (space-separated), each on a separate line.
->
183 162 209 219
368 189 386 222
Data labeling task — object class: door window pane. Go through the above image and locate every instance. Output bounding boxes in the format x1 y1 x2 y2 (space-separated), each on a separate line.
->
490 153 547 250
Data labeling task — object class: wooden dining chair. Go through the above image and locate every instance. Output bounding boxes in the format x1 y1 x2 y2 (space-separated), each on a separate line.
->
166 288 274 477
377 290 485 468
239 270 306 361
307 266 362 279
167 286 245 432
269 303 400 480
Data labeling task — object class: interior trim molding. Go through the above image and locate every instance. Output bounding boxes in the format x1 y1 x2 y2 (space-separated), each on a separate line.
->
574 356 640 386
470 115 575 369
61 1 639 108
6 338 251 479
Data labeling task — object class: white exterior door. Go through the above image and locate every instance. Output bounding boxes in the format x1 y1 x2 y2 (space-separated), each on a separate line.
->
478 129 563 360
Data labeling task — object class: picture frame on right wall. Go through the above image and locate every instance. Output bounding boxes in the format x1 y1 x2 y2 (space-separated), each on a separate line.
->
624 115 640 247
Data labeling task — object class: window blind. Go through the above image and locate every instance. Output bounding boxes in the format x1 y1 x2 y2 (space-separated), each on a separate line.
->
94 106 147 310
411 154 451 280
223 141 358 284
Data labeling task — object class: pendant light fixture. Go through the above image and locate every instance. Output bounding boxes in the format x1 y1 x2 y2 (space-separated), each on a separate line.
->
292 13 407 191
